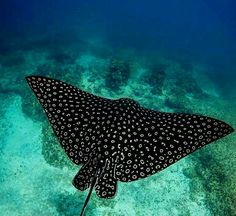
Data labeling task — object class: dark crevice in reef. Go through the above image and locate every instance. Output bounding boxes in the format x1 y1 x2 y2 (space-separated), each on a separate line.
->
142 64 166 95
105 57 130 90
21 90 47 122
21 92 76 169
19 88 75 168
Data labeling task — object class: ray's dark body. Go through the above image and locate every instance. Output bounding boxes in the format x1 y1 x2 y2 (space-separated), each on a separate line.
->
26 76 234 215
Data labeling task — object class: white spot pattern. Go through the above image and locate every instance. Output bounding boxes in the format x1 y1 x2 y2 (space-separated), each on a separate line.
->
26 76 234 198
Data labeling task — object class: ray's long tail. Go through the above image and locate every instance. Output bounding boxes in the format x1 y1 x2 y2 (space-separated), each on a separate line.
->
80 175 98 216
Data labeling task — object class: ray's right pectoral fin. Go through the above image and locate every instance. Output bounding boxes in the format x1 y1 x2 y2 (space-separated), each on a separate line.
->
72 158 95 191
95 165 117 198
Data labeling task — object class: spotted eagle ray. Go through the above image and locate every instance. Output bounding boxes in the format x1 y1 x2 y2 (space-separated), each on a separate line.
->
26 75 234 216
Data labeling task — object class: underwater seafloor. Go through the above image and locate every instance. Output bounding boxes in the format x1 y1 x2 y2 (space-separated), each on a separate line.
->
0 39 235 216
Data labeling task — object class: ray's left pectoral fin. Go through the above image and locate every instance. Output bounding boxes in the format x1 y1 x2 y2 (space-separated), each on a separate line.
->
95 163 117 198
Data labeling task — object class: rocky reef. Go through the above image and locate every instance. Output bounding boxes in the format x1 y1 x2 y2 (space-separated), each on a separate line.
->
142 63 166 95
106 57 130 90
0 41 235 216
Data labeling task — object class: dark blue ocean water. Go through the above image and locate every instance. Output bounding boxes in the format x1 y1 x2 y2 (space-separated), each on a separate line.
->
1 0 236 95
